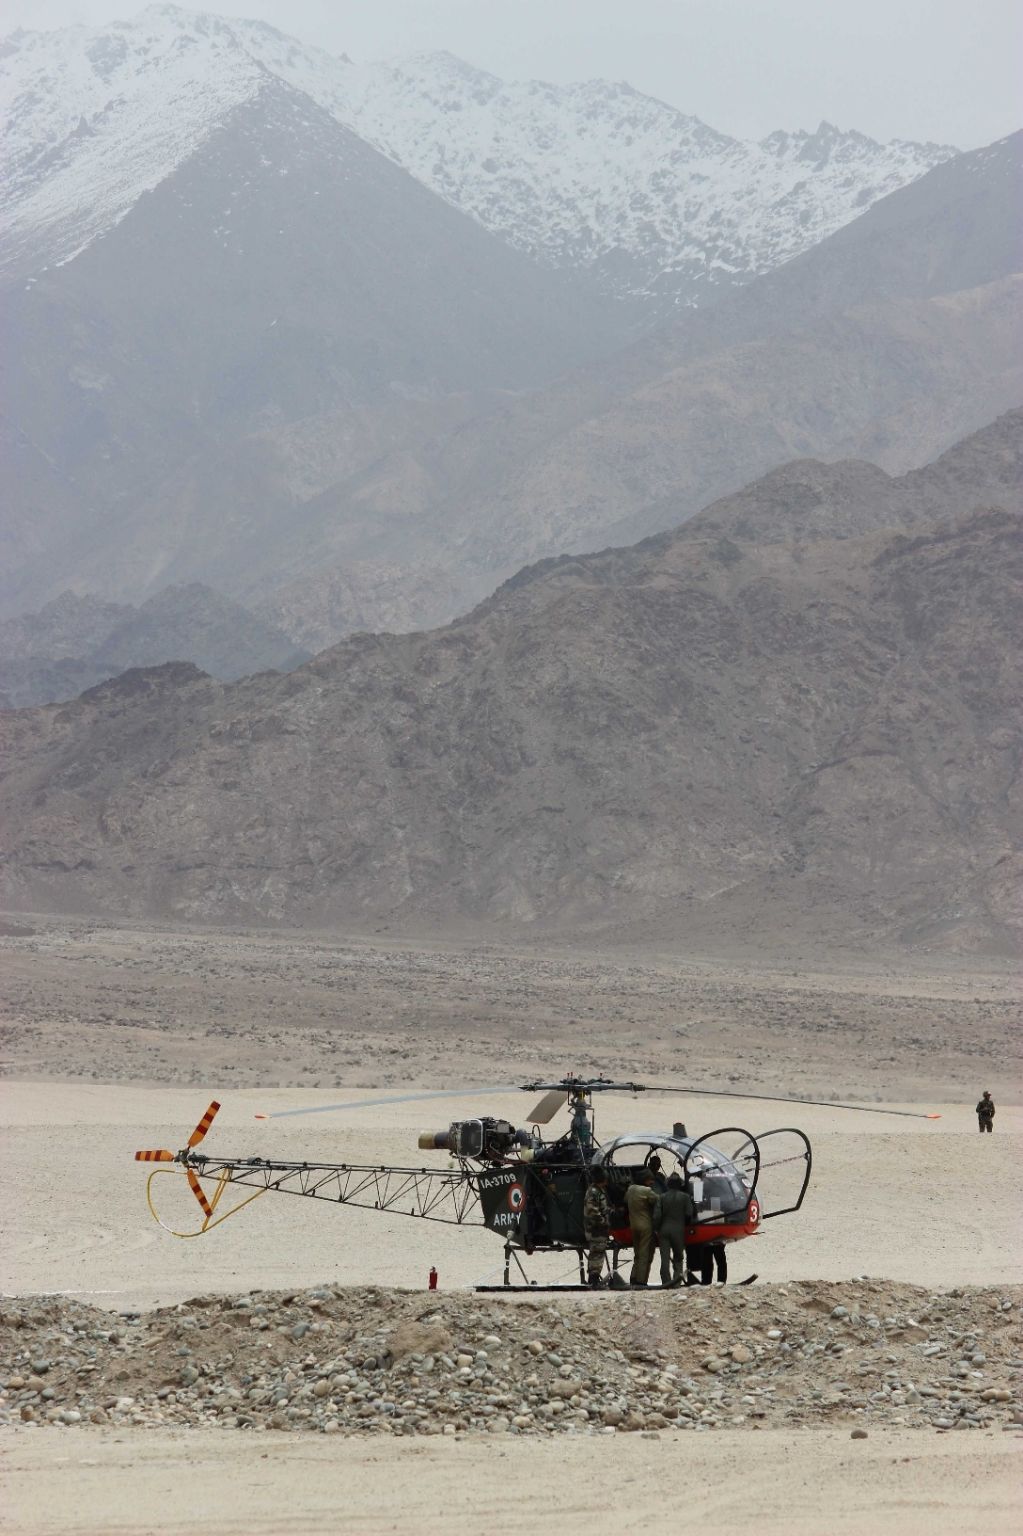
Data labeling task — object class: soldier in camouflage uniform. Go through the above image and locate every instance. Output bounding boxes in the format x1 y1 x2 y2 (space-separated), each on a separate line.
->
583 1167 612 1287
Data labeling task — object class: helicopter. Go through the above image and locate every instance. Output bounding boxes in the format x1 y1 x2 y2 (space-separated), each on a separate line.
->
135 1075 939 1289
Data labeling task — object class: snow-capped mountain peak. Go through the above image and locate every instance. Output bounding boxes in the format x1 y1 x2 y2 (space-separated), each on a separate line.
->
1 5 958 302
337 58 956 305
2 8 275 272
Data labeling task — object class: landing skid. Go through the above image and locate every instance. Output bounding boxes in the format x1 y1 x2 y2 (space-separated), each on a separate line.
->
487 1240 630 1290
475 1284 627 1292
477 1242 758 1292
494 1234 626 1284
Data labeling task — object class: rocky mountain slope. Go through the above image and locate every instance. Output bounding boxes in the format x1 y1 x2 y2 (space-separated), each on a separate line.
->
0 585 308 708
14 123 1012 642
2 8 1016 651
259 133 1023 646
2 6 953 305
0 7 1008 634
1 66 632 617
1 418 1018 953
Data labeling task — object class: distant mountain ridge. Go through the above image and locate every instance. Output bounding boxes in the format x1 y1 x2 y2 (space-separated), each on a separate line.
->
259 135 1023 647
0 584 307 707
1 65 631 617
336 56 955 308
2 7 1018 645
2 4 954 304
1 417 1018 955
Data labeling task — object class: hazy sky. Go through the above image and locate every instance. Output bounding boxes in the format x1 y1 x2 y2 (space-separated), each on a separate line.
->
6 0 1021 148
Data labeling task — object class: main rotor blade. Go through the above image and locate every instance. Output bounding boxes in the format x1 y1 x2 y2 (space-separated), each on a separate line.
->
187 1100 222 1147
255 1086 520 1121
638 1085 941 1120
526 1089 569 1124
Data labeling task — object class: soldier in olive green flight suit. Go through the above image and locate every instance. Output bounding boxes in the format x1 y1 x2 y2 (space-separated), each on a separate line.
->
583 1168 612 1287
654 1172 697 1287
626 1172 659 1286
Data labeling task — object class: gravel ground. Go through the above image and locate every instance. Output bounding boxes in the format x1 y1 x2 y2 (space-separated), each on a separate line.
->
2 918 1017 1102
3 1281 1021 1440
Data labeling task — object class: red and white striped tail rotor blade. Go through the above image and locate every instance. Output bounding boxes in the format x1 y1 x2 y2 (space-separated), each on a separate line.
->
187 1101 221 1148
186 1168 214 1221
134 1149 175 1162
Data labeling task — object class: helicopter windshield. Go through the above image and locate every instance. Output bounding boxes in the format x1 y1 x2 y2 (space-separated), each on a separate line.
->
686 1150 751 1217
595 1132 689 1174
596 1133 753 1219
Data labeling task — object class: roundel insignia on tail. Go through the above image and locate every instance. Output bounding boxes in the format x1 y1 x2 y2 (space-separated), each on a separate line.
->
507 1182 525 1211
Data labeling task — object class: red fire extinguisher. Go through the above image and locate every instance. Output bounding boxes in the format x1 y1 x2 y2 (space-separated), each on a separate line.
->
429 1266 438 1290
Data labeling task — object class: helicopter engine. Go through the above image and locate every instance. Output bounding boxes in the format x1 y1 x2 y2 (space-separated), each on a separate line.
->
418 1118 532 1161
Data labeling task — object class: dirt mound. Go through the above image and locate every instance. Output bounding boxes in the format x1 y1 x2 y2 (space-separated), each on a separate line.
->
3 1281 1020 1438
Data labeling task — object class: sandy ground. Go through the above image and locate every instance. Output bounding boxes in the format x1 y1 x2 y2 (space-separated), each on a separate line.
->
1 920 1020 1533
2 1427 1021 1536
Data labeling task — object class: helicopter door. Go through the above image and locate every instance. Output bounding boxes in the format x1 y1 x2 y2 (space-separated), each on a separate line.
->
682 1128 760 1222
730 1129 812 1218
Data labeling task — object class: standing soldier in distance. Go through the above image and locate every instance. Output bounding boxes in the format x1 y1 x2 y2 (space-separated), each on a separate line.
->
583 1167 612 1287
976 1091 995 1133
654 1171 696 1287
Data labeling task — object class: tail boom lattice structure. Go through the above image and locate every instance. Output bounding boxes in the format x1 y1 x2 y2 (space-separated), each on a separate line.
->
147 1152 484 1237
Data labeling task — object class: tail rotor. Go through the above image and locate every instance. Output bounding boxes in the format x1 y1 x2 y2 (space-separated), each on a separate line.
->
134 1100 221 1166
135 1101 227 1232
